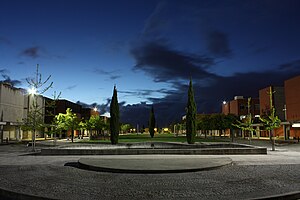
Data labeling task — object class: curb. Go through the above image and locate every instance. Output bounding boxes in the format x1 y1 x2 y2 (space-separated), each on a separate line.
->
250 191 300 200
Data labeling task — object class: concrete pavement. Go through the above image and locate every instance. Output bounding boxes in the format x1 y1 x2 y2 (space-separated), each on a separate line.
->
1 140 300 199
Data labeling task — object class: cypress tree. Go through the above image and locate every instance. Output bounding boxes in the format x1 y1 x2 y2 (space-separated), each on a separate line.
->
149 106 156 138
186 78 197 144
110 85 120 144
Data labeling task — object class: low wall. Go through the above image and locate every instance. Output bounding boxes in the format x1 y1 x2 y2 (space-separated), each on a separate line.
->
41 143 267 155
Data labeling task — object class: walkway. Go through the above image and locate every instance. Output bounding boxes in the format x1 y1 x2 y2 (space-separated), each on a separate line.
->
0 140 300 199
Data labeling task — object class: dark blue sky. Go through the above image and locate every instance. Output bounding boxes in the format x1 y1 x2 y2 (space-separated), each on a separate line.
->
1 0 300 126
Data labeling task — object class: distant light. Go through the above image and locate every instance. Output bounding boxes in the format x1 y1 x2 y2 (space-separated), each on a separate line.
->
93 107 97 112
223 101 227 105
292 123 300 128
240 115 246 120
28 87 37 95
255 115 260 118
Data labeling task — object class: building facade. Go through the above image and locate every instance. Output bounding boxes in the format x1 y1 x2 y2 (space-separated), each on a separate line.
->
0 83 25 141
259 86 285 121
222 96 260 118
285 75 300 138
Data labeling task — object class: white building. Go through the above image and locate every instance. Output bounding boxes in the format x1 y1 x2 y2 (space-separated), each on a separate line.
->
0 83 45 142
0 83 26 141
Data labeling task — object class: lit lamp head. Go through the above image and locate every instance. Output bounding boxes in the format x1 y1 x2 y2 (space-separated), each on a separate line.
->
28 87 37 95
223 101 227 105
93 107 98 112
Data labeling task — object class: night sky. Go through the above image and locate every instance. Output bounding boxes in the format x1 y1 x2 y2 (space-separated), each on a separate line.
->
1 0 300 127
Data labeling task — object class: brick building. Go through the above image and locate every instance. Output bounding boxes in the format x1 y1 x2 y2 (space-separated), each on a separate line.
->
259 86 285 121
285 75 300 138
222 96 260 119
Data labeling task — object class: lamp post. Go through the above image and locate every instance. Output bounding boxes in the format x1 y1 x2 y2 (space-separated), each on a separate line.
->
28 87 37 151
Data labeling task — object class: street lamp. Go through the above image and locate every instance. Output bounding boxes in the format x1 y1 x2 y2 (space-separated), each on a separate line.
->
223 101 227 105
28 87 37 95
27 87 38 151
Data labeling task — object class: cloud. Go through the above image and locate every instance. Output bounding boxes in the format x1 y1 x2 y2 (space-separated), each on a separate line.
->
20 46 41 58
110 75 121 80
93 68 121 80
0 69 22 87
206 30 232 58
119 88 177 101
0 74 22 87
279 59 300 71
77 97 126 117
121 56 300 126
65 85 77 90
0 69 9 74
142 1 168 38
131 41 215 83
119 89 155 97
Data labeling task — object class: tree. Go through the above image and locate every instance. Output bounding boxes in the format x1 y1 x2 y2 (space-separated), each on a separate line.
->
88 115 107 139
22 64 53 151
110 85 120 144
120 123 132 134
224 114 239 142
233 97 255 144
259 87 281 151
55 108 79 142
186 78 197 144
149 106 156 138
45 91 61 145
196 114 211 138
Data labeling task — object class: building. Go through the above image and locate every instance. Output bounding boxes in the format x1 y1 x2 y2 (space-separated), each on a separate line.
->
81 107 99 121
222 96 260 138
259 86 285 121
0 83 25 141
222 96 260 119
285 75 300 138
258 86 286 138
0 82 46 141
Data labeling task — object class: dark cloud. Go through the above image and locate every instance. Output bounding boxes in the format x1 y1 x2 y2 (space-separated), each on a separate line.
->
279 59 300 71
131 41 215 82
77 98 113 116
122 54 300 126
119 102 151 127
206 30 232 58
119 88 178 101
93 68 121 80
0 69 22 87
0 69 9 74
110 75 121 80
20 46 40 58
65 85 77 90
0 74 22 87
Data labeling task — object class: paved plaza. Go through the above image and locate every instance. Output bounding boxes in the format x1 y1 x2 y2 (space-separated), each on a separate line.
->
0 140 300 199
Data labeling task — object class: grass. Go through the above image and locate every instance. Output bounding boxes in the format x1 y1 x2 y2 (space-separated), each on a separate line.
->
78 133 229 143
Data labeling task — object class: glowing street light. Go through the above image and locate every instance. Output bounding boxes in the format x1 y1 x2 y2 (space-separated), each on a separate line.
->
223 101 227 105
93 107 98 112
27 87 38 151
28 87 37 95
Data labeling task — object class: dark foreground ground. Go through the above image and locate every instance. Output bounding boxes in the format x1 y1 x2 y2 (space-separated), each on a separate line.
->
0 139 300 199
